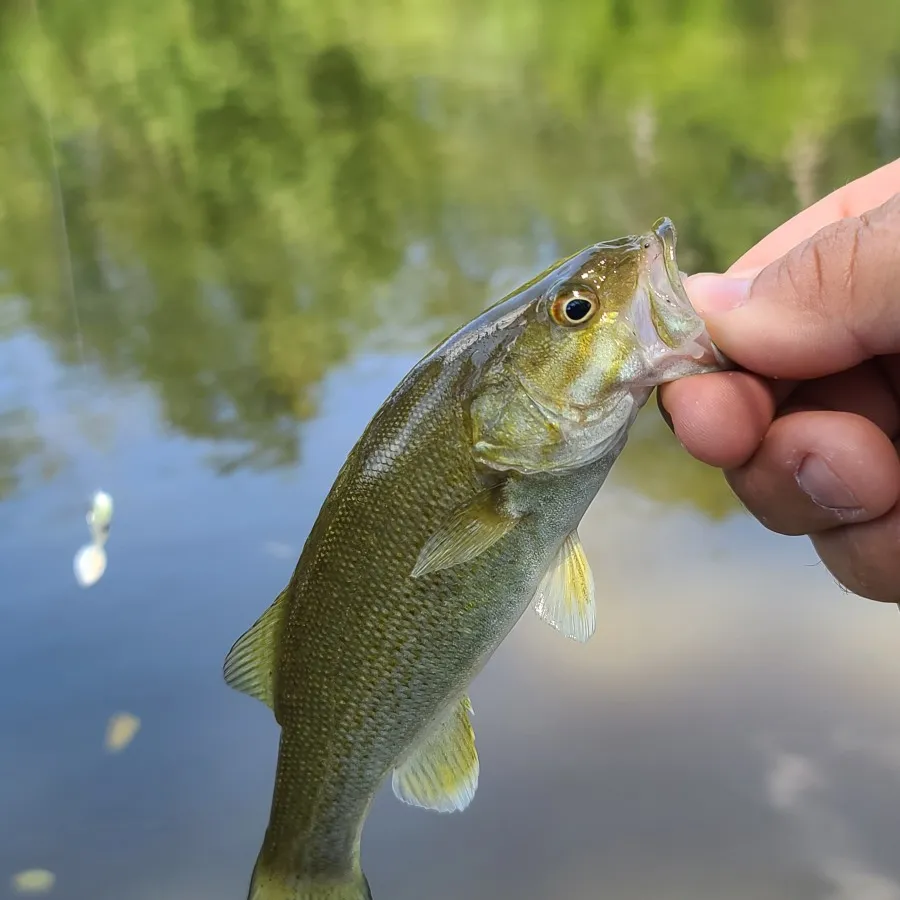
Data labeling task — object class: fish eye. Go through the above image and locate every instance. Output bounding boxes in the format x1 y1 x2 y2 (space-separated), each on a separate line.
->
550 286 598 327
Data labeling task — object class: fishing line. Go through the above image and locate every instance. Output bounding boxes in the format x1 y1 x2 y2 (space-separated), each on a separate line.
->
27 0 115 587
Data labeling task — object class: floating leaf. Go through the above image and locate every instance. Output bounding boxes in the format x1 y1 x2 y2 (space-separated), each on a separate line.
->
73 543 107 588
11 869 55 894
104 712 141 753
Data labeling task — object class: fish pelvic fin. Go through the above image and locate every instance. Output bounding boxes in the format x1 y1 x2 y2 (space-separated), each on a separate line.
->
533 529 596 642
248 860 372 900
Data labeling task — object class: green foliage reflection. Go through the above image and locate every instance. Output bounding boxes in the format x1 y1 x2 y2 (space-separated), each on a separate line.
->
0 0 897 513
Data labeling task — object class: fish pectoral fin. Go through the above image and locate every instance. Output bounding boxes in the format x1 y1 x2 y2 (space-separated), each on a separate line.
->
411 483 519 578
533 529 596 642
223 587 289 709
392 696 479 813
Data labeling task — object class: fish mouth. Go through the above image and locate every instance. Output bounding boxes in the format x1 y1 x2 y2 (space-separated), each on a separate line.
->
652 217 693 311
641 217 730 377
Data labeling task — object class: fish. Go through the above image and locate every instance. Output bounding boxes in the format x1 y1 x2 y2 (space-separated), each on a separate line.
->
224 217 729 900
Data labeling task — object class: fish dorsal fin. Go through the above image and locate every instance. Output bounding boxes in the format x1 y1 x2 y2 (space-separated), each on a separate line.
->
411 484 519 578
533 530 596 642
392 696 479 813
223 588 289 709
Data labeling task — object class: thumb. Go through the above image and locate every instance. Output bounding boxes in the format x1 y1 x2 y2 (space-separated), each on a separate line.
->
686 193 900 380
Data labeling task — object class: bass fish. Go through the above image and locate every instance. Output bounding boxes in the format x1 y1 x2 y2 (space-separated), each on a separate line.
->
225 218 727 900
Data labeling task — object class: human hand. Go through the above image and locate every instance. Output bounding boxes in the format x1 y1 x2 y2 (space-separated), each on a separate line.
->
658 158 900 603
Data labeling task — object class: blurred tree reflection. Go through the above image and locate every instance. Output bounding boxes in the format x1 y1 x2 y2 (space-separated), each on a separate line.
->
0 406 64 500
0 0 897 512
617 407 739 520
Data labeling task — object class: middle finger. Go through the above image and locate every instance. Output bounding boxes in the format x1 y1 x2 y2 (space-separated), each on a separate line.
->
725 409 900 536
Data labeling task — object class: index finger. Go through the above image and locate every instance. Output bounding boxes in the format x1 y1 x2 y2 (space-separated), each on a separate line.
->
728 156 900 273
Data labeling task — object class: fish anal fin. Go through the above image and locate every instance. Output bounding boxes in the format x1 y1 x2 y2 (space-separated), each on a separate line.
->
533 530 596 642
392 696 479 813
223 588 290 709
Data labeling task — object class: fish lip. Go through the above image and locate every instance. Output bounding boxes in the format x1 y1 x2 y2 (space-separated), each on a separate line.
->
648 217 731 372
652 217 692 307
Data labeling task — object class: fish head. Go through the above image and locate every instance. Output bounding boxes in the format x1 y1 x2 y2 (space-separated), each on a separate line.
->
468 217 729 474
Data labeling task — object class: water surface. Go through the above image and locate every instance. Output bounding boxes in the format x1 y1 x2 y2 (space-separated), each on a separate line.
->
3 1 900 898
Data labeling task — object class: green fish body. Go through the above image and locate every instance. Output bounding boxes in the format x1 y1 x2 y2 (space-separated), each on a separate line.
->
224 219 728 900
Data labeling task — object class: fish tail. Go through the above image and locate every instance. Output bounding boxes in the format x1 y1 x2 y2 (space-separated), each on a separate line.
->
248 858 373 900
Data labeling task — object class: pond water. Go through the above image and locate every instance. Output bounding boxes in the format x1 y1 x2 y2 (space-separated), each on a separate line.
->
3 1 900 898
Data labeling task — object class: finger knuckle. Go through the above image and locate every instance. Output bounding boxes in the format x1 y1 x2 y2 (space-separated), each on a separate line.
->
808 219 861 309
779 215 874 357
725 472 806 536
